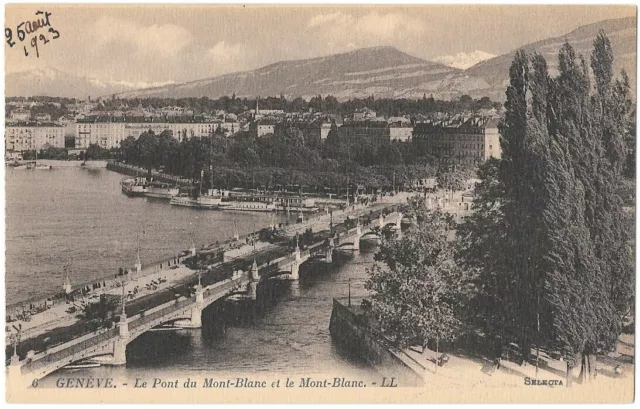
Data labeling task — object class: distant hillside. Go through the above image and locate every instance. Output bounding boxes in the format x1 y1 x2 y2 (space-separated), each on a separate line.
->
116 46 467 100
465 16 636 100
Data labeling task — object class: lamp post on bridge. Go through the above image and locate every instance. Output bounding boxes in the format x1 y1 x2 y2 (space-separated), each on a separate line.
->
10 324 22 364
120 278 127 318
329 208 334 235
194 269 204 307
7 324 23 387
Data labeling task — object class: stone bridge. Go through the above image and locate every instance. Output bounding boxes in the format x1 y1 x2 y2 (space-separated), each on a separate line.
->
255 210 405 280
11 272 251 386
9 206 405 387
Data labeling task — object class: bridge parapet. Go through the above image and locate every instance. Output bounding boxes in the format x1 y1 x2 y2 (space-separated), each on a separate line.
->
20 327 119 378
129 297 194 332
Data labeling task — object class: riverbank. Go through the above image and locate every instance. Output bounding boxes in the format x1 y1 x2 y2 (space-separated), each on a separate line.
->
329 297 634 394
329 297 425 386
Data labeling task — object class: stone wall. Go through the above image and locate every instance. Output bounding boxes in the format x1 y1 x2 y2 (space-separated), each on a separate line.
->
329 298 425 387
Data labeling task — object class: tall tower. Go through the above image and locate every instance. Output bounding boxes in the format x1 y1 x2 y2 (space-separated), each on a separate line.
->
255 97 260 117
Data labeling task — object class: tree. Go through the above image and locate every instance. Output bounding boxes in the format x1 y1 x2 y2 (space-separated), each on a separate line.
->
81 296 118 327
365 209 470 360
84 143 105 161
436 168 467 191
456 158 509 339
119 136 139 164
323 121 341 160
458 35 634 384
137 130 159 177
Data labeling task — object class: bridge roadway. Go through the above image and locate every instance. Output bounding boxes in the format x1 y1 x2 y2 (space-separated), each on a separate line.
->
8 204 405 386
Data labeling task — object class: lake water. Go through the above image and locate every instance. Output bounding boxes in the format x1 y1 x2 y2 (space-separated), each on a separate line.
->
6 166 379 381
5 167 288 305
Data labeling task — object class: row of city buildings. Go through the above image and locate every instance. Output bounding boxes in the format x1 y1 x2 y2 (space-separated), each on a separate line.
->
5 100 502 166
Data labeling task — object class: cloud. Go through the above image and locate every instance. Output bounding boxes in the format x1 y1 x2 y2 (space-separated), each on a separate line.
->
207 41 248 73
307 11 425 50
308 12 350 28
93 16 193 56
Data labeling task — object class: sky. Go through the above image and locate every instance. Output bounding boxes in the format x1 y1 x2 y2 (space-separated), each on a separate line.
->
4 5 636 86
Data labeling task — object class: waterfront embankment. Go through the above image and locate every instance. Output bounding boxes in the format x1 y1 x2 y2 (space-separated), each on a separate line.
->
106 162 191 185
329 297 426 386
10 159 109 168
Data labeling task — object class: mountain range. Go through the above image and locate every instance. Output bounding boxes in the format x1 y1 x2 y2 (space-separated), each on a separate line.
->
5 67 176 100
5 16 635 101
433 51 496 70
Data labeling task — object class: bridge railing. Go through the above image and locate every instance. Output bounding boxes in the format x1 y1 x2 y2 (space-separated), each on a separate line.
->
203 279 237 299
129 298 195 331
21 328 119 374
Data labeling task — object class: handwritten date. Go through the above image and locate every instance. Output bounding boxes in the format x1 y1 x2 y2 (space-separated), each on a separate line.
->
5 10 60 58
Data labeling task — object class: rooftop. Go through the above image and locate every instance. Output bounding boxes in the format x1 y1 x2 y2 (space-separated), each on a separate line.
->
414 117 500 133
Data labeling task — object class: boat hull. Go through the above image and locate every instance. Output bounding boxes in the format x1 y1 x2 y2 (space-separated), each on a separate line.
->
145 191 179 200
170 196 222 209
121 178 148 197
276 206 319 213
219 202 276 212
122 186 147 197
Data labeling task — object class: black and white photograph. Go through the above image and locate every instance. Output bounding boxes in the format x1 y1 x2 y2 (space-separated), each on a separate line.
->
3 4 636 403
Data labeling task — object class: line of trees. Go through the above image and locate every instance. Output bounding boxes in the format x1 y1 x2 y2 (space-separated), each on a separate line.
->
22 144 116 161
366 32 635 384
116 126 447 193
94 94 501 118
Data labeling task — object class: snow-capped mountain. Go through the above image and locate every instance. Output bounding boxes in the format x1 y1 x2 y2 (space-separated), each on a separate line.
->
433 51 497 70
5 67 174 99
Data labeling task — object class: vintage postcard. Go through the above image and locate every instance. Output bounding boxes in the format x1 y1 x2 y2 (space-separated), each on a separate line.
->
3 4 636 404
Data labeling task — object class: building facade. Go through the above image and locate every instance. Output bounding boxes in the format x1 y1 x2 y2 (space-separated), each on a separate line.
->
75 117 239 149
249 120 276 138
9 108 31 122
389 123 413 142
413 117 501 166
338 121 411 146
5 125 66 152
75 121 126 149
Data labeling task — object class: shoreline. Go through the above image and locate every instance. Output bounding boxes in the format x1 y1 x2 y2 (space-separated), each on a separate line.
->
9 159 109 168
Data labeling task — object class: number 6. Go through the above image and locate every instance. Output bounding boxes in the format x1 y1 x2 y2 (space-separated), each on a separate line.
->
17 22 25 41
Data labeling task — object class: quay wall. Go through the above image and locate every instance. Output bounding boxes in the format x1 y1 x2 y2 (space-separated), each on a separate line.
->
39 159 109 168
329 298 425 387
106 162 192 186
